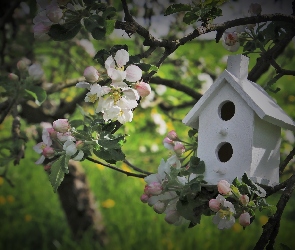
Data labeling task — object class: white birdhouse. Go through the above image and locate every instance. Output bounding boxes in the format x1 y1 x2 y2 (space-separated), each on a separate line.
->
183 54 295 186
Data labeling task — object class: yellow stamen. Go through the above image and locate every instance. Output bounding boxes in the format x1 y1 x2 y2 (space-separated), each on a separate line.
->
88 94 97 103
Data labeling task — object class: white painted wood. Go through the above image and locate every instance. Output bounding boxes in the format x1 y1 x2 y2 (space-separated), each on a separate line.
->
182 54 295 186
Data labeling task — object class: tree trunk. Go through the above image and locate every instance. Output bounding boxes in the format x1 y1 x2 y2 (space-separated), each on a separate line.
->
57 160 108 246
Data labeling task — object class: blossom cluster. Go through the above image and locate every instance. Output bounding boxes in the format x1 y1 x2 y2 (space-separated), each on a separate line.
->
8 58 44 82
76 49 151 124
209 180 251 229
140 130 190 225
33 0 65 40
33 119 84 168
222 3 262 52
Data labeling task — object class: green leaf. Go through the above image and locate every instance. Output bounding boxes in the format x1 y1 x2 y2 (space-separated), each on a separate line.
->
137 63 158 72
102 6 117 19
69 119 84 128
48 22 82 41
164 3 191 16
183 12 199 24
188 129 197 138
94 49 110 65
24 86 47 105
129 55 141 64
84 16 104 32
243 41 256 52
105 19 116 35
97 138 122 149
91 27 106 40
49 155 70 192
241 173 266 197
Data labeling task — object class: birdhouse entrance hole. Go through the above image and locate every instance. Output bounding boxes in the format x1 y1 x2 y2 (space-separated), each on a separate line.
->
217 142 233 162
219 101 235 121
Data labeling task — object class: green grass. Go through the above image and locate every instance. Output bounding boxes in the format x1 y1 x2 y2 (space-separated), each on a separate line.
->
1 140 295 250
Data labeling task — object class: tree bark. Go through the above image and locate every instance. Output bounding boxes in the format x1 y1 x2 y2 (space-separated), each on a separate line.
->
57 160 108 246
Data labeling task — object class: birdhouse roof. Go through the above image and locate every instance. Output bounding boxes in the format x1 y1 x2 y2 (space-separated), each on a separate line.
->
183 55 295 131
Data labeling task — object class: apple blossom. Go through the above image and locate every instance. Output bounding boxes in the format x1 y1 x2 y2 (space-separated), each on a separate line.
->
173 141 185 156
42 146 55 158
105 49 142 83
167 130 178 141
153 201 166 214
63 140 84 161
135 81 151 97
42 127 57 145
217 180 232 195
28 63 44 81
33 141 52 164
84 84 110 103
209 198 221 212
144 182 163 196
166 154 181 169
239 212 251 227
57 131 75 141
83 66 100 83
239 194 250 206
46 1 63 23
164 210 181 224
222 32 240 52
17 58 30 71
8 73 19 81
52 119 70 133
140 194 149 203
163 137 174 150
212 195 236 229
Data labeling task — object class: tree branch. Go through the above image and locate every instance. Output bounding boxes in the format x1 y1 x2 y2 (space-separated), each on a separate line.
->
150 76 202 100
85 157 148 178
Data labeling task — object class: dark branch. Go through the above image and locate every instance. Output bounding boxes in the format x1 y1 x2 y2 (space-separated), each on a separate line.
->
85 157 147 178
150 76 202 100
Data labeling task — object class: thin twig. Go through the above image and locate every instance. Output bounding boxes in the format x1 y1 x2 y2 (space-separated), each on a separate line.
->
123 159 153 175
86 157 147 178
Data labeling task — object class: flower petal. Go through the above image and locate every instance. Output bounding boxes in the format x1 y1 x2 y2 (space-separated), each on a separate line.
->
73 150 84 161
114 49 129 67
125 65 142 82
76 81 90 89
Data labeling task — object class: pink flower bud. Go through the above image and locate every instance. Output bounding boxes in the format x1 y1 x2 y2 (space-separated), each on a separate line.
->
165 210 180 224
42 146 55 158
33 23 50 36
248 3 262 16
239 212 251 227
84 66 99 83
135 81 151 97
163 137 174 150
47 128 57 139
144 182 163 195
209 199 221 212
153 201 166 214
224 32 239 46
53 119 70 133
8 73 19 81
239 194 249 206
173 141 185 156
46 3 63 23
217 180 232 195
140 193 149 203
16 60 28 71
75 140 84 150
167 130 178 141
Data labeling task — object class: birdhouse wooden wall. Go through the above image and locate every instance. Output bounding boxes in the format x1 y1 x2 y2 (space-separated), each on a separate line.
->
183 54 295 187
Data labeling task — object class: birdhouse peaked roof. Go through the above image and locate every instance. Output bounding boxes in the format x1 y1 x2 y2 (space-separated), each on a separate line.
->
183 54 295 131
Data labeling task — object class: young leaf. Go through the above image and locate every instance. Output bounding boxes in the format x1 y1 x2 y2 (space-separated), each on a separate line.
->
91 27 106 40
24 86 47 105
183 12 199 24
105 19 116 35
49 155 69 192
48 22 82 41
102 6 117 19
164 3 191 16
